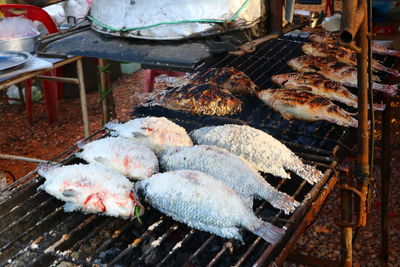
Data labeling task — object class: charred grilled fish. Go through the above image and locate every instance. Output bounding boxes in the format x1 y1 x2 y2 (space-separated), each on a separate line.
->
38 164 142 218
288 55 398 96
302 42 400 77
272 72 358 107
159 145 300 214
148 83 243 116
308 31 400 58
186 67 258 95
190 124 323 184
135 170 285 243
257 89 358 127
76 137 158 180
105 117 193 154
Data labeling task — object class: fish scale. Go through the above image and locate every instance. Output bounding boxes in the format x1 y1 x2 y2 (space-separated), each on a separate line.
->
159 145 299 214
190 124 324 184
135 170 285 244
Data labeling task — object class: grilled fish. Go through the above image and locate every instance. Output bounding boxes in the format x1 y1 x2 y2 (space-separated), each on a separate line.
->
308 31 400 58
190 124 323 184
288 55 398 96
105 117 193 154
135 170 285 243
159 145 300 214
76 137 158 180
186 67 259 95
302 42 400 77
257 89 358 127
38 164 142 218
148 83 243 116
272 72 358 108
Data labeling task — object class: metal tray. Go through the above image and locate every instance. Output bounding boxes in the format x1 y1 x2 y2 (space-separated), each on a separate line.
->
0 51 32 72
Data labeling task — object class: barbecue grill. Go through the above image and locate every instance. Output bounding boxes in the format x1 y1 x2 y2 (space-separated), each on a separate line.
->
2 0 397 265
0 36 359 266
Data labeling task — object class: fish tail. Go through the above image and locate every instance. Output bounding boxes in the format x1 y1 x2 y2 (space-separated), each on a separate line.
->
75 139 87 149
372 83 398 96
248 219 285 244
258 184 300 214
376 64 400 77
36 163 59 177
387 49 400 58
292 163 323 185
104 120 120 131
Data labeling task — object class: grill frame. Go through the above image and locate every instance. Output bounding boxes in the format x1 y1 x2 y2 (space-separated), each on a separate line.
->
0 37 360 266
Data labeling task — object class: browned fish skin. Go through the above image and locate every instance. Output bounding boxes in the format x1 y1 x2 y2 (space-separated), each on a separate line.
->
148 83 243 116
308 31 400 58
302 42 400 77
288 55 398 96
257 89 358 127
272 72 358 107
187 67 259 95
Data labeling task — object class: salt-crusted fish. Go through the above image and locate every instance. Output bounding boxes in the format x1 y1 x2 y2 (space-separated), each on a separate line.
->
159 145 299 214
38 164 142 218
190 124 323 184
105 116 193 154
76 137 158 180
148 83 243 116
135 170 285 243
272 72 358 108
302 42 400 77
288 55 398 96
258 89 358 127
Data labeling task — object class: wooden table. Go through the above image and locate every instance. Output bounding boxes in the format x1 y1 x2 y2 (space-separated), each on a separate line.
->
0 55 90 137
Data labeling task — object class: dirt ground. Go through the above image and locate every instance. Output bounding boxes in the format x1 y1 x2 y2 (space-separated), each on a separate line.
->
0 69 399 266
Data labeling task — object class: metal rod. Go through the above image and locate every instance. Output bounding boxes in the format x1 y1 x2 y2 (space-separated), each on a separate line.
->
341 173 353 267
340 0 365 44
98 58 110 125
35 75 79 84
76 58 90 138
0 153 49 164
381 94 391 267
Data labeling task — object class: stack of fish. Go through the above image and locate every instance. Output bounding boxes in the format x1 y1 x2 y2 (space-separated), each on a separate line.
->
39 116 325 244
257 29 399 127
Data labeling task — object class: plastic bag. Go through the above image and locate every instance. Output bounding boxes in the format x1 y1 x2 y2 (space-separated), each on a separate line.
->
0 17 39 41
6 85 43 105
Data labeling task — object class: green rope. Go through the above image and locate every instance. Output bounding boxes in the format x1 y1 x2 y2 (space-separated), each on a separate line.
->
97 64 113 102
88 0 251 32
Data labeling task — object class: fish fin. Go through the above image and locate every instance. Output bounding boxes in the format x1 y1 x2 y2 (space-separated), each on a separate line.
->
248 219 285 244
75 139 87 149
36 163 60 177
241 195 254 209
75 152 84 159
63 202 80 212
104 120 120 130
94 156 110 165
62 188 76 197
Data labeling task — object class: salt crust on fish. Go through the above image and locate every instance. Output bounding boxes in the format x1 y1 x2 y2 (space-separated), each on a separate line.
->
159 145 299 214
105 116 193 154
135 170 285 244
191 124 323 184
38 163 136 218
76 136 158 180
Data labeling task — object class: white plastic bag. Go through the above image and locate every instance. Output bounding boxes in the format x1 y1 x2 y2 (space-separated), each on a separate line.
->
6 85 43 105
0 17 39 41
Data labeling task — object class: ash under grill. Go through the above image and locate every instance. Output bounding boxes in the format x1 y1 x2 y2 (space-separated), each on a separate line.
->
0 38 357 266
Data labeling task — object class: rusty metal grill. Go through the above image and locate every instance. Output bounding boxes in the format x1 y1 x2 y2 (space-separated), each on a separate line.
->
0 38 356 266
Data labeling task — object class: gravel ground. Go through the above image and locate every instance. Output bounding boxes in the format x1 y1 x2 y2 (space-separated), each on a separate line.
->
0 70 399 266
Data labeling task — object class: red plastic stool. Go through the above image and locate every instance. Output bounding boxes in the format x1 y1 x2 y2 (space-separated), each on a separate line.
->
0 4 63 123
144 69 185 93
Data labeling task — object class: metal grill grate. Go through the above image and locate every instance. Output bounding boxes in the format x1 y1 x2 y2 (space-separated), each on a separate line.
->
0 37 356 266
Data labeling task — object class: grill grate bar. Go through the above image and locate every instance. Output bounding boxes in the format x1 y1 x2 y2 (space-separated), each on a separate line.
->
155 229 196 267
106 217 166 265
183 234 215 267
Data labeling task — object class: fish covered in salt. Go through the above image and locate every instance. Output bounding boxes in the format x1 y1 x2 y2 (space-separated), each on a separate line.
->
190 124 323 184
105 116 193 154
135 170 285 244
159 145 299 214
76 137 158 180
38 164 142 218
